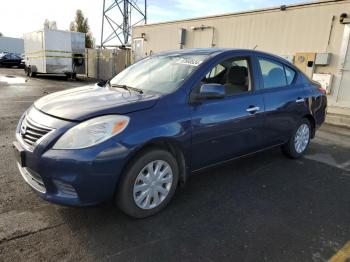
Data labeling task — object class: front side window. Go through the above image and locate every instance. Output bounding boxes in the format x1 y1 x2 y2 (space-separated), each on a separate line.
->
202 57 252 96
110 54 208 94
258 58 296 89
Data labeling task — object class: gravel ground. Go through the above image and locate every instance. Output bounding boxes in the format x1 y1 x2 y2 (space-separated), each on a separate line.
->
0 68 349 262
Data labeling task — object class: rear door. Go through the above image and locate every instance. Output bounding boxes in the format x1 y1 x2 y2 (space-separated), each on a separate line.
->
255 55 309 146
190 54 265 170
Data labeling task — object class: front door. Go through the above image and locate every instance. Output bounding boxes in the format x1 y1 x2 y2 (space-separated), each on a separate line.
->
190 55 265 170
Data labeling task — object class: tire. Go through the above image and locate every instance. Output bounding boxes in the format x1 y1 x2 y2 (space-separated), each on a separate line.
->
282 118 311 159
28 67 36 77
116 148 179 218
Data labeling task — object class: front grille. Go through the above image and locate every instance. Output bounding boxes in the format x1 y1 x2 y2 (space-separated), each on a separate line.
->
20 116 53 146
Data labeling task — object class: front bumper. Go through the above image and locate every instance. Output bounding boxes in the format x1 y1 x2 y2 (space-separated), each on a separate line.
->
14 139 130 206
13 108 132 206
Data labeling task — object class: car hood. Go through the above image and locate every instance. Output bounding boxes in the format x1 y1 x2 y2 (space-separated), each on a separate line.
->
34 84 160 121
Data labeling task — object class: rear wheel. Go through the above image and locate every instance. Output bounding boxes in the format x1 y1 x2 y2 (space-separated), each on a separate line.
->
282 118 311 159
116 148 179 218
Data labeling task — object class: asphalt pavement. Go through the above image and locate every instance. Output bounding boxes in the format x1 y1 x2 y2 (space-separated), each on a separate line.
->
0 68 349 262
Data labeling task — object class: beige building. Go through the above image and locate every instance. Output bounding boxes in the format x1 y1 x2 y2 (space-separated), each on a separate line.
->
132 0 350 110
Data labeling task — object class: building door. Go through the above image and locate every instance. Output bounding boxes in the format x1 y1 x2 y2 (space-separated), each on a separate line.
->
337 25 350 107
132 38 144 62
191 28 213 48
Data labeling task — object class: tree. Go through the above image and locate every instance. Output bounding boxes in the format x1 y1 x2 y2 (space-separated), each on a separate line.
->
69 10 94 48
43 19 57 30
0 32 3 37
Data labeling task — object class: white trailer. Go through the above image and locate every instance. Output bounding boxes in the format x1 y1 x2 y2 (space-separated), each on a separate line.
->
23 29 85 78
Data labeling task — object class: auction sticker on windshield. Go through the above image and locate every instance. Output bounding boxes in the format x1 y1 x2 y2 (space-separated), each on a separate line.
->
176 57 204 66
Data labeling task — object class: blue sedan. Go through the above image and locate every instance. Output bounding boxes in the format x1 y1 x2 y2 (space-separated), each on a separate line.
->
13 49 327 218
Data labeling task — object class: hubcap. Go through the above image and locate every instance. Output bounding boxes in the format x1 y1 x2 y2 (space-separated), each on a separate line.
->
294 123 310 153
133 160 173 210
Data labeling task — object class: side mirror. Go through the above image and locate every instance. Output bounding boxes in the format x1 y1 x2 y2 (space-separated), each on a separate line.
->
198 83 225 99
97 79 108 87
190 84 225 104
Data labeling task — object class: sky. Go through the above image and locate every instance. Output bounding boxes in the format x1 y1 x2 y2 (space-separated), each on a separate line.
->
0 0 308 44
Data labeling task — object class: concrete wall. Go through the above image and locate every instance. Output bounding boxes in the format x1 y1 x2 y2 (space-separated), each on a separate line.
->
85 48 131 80
0 36 24 54
132 0 350 106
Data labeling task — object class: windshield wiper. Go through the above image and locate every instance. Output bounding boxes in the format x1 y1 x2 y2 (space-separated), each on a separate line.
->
111 84 143 94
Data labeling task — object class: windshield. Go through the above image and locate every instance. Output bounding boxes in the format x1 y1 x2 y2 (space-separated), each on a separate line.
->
110 54 208 94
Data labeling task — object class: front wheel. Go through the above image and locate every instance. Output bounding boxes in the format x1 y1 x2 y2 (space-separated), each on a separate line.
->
116 148 179 218
282 118 311 159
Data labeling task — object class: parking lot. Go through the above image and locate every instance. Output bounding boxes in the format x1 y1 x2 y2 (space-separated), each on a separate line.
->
0 68 349 262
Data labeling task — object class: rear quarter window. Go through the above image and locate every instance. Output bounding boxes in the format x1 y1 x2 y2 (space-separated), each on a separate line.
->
284 66 296 85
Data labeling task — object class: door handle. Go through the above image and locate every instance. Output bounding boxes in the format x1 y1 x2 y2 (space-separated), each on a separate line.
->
246 106 260 113
296 98 305 103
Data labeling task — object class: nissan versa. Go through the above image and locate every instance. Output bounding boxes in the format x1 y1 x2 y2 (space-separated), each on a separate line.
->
13 49 327 218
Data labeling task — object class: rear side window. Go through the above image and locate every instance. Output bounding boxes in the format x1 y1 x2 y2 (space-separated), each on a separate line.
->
258 58 296 89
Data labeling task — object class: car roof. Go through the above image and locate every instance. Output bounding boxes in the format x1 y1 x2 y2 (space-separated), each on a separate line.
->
155 48 229 56
153 48 292 65
155 48 275 55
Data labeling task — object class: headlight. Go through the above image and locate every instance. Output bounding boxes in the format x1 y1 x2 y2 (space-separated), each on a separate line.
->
53 115 129 149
